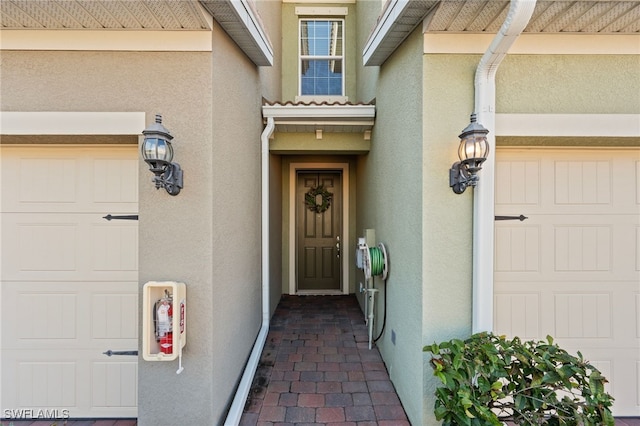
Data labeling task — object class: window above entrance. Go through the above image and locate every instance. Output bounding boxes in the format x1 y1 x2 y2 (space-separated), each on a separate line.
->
297 18 346 103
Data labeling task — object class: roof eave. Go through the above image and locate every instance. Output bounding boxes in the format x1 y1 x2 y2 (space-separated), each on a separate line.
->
201 0 274 66
362 0 436 66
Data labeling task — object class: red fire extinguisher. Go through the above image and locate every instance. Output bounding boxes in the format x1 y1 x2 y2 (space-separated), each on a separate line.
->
160 332 173 354
157 297 173 354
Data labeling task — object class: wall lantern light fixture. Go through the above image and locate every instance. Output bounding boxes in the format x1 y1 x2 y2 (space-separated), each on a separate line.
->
141 114 183 196
449 113 490 194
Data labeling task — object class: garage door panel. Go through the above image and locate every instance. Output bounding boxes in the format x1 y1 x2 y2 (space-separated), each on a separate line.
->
92 158 138 204
554 159 612 205
497 152 640 215
18 292 78 340
2 146 138 214
495 148 640 416
495 159 541 206
91 361 138 408
16 360 78 407
495 225 540 272
2 281 137 350
2 213 137 282
554 292 612 339
2 350 137 418
494 292 541 338
92 222 138 273
497 219 638 282
16 221 79 273
91 293 139 340
16 157 79 205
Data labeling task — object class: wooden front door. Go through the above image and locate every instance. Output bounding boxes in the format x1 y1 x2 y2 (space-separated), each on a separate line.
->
296 171 342 291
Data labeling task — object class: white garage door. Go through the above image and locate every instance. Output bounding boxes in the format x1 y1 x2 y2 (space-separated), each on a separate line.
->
1 145 139 419
494 148 640 416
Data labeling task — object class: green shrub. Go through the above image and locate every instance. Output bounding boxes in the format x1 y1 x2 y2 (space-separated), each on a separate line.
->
424 332 614 425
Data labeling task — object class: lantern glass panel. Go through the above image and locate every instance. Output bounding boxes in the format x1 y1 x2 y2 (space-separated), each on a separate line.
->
458 134 489 161
142 137 173 163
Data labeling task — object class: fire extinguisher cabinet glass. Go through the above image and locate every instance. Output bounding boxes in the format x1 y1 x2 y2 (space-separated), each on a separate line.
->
142 281 186 361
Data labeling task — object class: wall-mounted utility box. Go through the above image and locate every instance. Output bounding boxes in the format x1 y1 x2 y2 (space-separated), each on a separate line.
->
142 281 186 362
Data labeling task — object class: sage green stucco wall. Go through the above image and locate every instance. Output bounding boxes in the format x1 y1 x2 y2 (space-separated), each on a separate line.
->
355 27 425 425
496 55 640 114
420 50 640 423
281 2 358 102
354 0 381 104
422 53 478 425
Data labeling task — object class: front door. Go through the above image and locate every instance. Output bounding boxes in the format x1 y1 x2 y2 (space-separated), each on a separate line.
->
296 171 342 292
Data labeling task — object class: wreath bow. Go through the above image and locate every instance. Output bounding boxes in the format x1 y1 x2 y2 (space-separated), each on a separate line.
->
305 185 333 213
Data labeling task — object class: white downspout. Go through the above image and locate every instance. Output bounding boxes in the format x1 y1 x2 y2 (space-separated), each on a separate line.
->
224 116 275 425
472 0 536 334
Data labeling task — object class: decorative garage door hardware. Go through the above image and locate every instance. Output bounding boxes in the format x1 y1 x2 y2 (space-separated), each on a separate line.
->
103 350 138 356
103 214 139 221
494 215 528 221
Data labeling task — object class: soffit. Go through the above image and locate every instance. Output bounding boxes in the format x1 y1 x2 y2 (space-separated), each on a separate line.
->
0 0 273 65
0 0 211 30
262 102 376 135
364 0 640 65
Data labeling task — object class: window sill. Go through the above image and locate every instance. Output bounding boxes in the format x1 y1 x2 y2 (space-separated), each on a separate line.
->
295 96 349 104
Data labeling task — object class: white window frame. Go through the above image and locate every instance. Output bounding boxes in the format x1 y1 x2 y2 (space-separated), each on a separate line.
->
297 18 346 102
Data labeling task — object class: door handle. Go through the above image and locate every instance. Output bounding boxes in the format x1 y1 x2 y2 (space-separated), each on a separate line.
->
336 236 340 258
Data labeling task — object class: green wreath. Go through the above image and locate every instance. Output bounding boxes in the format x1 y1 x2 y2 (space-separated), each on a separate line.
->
305 185 333 213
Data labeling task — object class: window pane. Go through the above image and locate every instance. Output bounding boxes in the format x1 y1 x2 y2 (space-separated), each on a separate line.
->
300 20 343 57
301 59 343 95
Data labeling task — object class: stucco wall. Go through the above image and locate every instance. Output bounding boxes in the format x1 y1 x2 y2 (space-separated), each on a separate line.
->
0 47 217 423
421 50 640 423
0 19 279 424
421 53 478 425
355 27 425 425
496 54 640 114
354 0 382 104
208 22 268 421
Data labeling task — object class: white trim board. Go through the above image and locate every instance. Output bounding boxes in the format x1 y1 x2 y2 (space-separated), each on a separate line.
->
288 162 350 296
424 34 640 55
0 30 213 51
496 114 640 137
0 112 146 135
295 7 348 15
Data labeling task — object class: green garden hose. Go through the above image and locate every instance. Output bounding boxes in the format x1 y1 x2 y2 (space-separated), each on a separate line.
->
369 246 385 277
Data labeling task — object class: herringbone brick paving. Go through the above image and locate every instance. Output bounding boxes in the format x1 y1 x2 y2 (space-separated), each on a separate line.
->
240 295 410 426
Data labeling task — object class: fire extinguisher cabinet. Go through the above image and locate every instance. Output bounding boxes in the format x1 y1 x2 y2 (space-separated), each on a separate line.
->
142 281 186 367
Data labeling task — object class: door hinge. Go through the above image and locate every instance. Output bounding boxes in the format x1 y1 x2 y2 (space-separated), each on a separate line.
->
495 215 528 221
103 214 139 221
103 350 138 356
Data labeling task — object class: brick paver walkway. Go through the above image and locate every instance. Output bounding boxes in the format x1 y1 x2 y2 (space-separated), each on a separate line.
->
239 295 410 426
